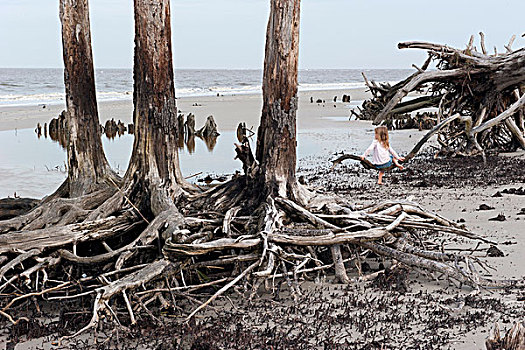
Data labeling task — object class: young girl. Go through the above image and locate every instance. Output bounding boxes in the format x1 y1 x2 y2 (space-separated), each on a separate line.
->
361 126 405 185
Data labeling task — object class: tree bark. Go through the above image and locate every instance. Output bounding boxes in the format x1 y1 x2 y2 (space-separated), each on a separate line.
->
125 0 186 214
256 0 302 199
59 0 113 197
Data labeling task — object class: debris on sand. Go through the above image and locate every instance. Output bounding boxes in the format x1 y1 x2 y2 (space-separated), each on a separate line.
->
502 187 525 196
477 203 495 211
487 245 505 257
489 213 507 222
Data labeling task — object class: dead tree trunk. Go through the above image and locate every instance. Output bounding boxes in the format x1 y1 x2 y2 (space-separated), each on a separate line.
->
255 0 307 202
60 0 114 197
123 0 188 215
254 0 346 283
0 0 118 233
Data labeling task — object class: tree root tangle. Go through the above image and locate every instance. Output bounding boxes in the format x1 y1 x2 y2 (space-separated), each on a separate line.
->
0 182 521 338
355 34 525 157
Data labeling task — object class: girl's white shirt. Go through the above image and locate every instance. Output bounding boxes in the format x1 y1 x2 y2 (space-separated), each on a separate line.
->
363 139 400 165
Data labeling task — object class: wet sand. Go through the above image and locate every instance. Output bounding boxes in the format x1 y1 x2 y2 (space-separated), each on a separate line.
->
0 88 372 198
1 88 525 349
0 88 370 132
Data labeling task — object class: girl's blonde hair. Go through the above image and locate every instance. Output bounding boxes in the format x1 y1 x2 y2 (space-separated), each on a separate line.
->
375 126 389 149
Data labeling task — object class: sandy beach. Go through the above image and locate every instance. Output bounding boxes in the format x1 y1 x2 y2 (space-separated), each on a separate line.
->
0 88 371 132
1 88 524 349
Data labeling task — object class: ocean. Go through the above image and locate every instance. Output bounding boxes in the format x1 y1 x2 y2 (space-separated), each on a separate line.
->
0 68 412 107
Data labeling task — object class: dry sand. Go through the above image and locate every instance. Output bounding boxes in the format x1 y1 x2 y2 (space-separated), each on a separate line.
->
0 88 524 349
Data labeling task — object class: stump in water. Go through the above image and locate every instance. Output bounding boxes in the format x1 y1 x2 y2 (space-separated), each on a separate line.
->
195 115 219 151
48 111 68 148
195 115 220 138
184 113 196 137
103 118 118 139
35 123 42 138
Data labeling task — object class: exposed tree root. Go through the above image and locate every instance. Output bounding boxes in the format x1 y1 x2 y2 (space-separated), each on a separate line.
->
2 183 520 338
0 184 117 234
63 259 173 340
486 321 525 350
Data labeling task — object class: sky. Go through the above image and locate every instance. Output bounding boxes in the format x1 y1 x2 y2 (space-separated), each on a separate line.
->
0 0 524 69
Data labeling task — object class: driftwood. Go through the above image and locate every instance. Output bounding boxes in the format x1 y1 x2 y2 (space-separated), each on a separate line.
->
486 321 525 350
356 34 525 156
0 198 39 220
331 113 462 170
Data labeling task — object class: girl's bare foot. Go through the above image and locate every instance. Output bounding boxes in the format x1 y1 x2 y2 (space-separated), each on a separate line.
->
397 164 404 170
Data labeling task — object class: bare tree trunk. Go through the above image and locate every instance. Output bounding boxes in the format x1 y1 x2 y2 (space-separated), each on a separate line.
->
254 0 347 283
124 0 186 214
59 0 113 198
256 0 303 200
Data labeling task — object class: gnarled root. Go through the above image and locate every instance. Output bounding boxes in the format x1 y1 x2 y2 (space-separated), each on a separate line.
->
0 185 519 337
0 186 117 234
486 321 525 350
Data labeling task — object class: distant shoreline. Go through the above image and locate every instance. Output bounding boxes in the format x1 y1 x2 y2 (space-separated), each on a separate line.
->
0 83 372 109
0 87 371 132
0 67 412 109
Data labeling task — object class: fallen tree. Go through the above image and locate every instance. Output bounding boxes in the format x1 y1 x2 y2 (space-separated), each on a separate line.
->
356 34 525 157
0 3 522 342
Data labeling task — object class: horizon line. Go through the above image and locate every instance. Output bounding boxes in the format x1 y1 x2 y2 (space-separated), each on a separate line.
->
0 66 414 71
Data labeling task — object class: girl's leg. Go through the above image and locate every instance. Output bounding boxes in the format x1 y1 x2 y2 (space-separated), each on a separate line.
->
378 171 384 184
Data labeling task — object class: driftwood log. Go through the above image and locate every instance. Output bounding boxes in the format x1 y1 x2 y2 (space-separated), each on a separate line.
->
0 198 39 220
356 34 525 157
331 112 462 170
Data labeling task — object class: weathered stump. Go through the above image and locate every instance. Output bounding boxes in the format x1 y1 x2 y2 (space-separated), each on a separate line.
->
195 115 220 138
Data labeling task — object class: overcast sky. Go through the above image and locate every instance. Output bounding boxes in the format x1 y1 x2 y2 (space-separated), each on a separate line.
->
0 0 523 69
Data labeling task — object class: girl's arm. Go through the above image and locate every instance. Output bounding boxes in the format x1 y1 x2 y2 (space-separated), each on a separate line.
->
361 140 377 159
389 146 405 160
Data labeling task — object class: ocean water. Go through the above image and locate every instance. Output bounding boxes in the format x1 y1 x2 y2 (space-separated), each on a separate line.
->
0 68 413 107
0 121 428 199
0 124 387 199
